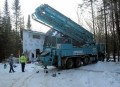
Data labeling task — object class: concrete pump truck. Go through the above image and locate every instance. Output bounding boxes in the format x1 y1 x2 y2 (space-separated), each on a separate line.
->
32 4 105 69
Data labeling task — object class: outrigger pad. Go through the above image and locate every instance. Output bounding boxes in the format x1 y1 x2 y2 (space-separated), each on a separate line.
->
44 65 48 69
44 70 48 73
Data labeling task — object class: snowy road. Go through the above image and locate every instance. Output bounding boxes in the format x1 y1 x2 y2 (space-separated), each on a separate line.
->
10 72 36 87
0 61 120 87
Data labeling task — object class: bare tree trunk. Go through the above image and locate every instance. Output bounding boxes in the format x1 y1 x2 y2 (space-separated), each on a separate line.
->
90 0 95 41
103 0 109 61
118 0 120 61
118 43 120 61
113 0 120 61
110 0 116 62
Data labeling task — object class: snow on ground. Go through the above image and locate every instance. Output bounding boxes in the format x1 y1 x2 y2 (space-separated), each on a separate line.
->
0 61 120 87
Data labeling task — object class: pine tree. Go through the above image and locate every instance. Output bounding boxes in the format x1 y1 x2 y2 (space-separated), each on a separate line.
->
26 15 31 30
20 16 25 29
3 0 11 33
0 10 2 29
12 0 22 56
12 0 21 32
2 0 12 58
0 10 4 62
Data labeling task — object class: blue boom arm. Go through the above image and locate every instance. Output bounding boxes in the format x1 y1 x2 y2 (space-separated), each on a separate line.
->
32 4 94 44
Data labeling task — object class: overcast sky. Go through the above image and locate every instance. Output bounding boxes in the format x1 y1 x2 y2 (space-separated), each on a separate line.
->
0 0 86 33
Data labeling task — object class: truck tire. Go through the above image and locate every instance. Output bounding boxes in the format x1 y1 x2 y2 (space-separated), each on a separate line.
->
75 58 81 68
61 58 66 69
83 56 89 65
66 59 74 69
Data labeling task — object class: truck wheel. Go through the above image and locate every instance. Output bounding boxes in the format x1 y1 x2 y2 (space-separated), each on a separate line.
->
83 56 89 65
66 59 74 69
61 58 66 69
75 58 81 68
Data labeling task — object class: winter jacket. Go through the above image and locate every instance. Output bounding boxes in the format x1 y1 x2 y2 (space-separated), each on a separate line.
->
20 55 27 63
9 56 14 65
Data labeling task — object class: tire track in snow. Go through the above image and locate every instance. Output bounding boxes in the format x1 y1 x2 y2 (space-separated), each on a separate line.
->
10 72 36 87
73 68 120 74
79 69 104 73
10 74 25 87
43 73 50 87
19 73 36 87
80 69 120 74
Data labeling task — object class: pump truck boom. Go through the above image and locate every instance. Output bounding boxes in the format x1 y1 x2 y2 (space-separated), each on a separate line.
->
32 4 105 69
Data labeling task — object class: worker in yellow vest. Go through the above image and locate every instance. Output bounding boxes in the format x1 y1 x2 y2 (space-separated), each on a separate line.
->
20 53 27 72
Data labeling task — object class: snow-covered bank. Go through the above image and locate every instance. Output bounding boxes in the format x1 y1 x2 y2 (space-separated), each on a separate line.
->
0 61 120 87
